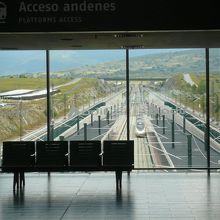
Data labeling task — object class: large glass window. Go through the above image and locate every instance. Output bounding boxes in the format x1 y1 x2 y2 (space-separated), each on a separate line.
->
1 48 219 171
0 50 46 154
49 50 126 142
129 49 210 169
209 49 220 168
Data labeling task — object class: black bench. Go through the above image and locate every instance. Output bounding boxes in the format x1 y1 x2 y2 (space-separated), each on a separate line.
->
1 140 134 191
1 141 35 188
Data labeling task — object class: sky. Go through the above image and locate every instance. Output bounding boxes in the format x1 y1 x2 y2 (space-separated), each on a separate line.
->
0 49 189 75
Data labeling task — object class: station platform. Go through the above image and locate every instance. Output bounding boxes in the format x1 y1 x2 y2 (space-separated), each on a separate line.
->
0 171 220 220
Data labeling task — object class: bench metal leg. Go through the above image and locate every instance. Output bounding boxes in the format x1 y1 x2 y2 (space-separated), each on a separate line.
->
13 172 19 190
115 171 122 191
13 172 25 190
20 172 25 187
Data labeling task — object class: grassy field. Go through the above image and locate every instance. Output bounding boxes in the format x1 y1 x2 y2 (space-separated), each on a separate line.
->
0 77 69 92
51 78 109 118
0 77 110 142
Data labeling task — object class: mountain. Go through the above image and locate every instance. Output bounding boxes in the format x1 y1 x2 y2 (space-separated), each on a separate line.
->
76 49 220 77
65 49 220 79
0 50 124 76
0 50 164 76
0 49 219 77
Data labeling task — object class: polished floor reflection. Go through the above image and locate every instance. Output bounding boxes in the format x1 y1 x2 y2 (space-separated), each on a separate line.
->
0 172 220 220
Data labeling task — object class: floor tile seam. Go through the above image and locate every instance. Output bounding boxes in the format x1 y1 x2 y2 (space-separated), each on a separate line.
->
59 173 91 220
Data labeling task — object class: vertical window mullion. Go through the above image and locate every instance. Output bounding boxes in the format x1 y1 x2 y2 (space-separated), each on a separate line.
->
205 48 210 173
126 49 130 140
46 50 51 141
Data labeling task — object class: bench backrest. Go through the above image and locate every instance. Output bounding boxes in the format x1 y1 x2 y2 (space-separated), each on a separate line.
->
36 141 68 166
70 141 101 167
2 140 134 169
2 141 35 167
103 140 134 167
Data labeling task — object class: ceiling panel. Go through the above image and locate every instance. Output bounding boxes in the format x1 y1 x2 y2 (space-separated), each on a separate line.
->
1 31 220 50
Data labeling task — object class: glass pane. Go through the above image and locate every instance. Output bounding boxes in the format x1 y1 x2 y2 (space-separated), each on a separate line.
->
209 48 220 169
49 50 126 141
0 50 46 162
129 49 208 169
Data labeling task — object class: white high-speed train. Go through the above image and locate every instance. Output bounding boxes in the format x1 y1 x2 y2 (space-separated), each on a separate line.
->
135 117 146 137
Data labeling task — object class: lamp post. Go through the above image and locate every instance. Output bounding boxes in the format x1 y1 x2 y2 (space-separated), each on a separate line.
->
192 97 195 113
215 93 219 124
64 94 67 119
201 93 206 119
212 80 215 118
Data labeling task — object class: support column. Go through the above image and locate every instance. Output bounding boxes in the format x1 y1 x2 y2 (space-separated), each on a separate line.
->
187 134 192 167
156 113 159 125
91 112 93 126
98 115 101 135
162 115 165 134
77 116 80 135
107 110 110 125
84 123 87 140
171 110 175 148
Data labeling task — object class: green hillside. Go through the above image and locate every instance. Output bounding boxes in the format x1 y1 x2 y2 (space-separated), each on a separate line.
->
63 49 220 79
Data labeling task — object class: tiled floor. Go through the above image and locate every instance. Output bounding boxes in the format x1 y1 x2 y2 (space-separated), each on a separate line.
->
0 171 220 220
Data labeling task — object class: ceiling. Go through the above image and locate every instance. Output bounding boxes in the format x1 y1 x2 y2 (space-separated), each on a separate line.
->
1 30 220 50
